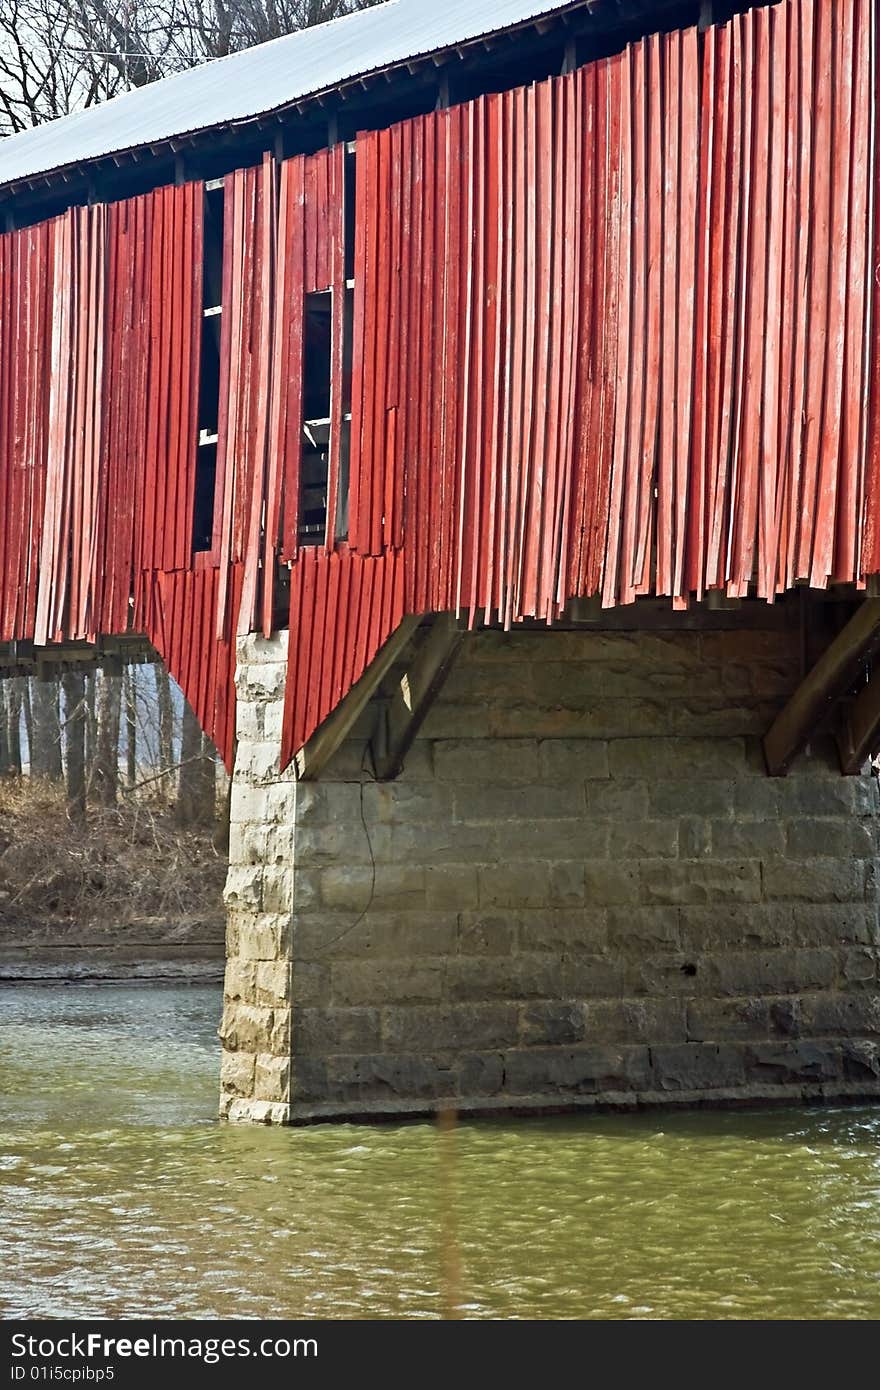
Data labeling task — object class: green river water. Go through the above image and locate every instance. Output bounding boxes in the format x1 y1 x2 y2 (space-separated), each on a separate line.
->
2 983 880 1320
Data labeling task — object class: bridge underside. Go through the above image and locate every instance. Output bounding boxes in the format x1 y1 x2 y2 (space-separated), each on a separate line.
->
219 592 880 1124
0 636 156 681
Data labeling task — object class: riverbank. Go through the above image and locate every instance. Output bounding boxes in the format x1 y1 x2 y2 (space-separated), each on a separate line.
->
0 922 224 981
0 777 225 981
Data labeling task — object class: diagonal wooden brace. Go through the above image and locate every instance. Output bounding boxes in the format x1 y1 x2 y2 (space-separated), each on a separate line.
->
837 672 880 775
371 614 465 781
763 599 880 776
294 616 420 781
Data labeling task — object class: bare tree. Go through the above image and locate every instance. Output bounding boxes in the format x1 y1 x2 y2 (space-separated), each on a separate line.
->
0 0 90 134
93 667 121 805
1 0 381 136
20 675 33 763
177 700 215 824
84 668 95 766
0 684 9 774
5 677 22 775
61 669 86 823
122 664 137 787
30 676 63 780
154 662 175 791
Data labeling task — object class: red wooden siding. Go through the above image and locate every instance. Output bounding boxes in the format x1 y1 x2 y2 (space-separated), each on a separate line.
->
214 144 346 627
0 185 231 753
281 0 879 764
0 218 53 646
0 0 878 774
0 149 345 769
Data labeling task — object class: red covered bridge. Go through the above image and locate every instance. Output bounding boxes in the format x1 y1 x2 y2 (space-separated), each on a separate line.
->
1 0 878 776
3 0 880 1122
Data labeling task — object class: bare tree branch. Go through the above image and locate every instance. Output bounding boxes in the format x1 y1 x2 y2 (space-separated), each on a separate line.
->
0 0 382 136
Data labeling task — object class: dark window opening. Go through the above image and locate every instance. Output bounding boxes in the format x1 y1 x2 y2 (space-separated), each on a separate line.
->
335 141 357 543
335 279 355 543
193 179 224 553
198 301 222 442
343 141 357 284
303 292 332 420
192 443 217 552
300 290 332 546
202 179 225 309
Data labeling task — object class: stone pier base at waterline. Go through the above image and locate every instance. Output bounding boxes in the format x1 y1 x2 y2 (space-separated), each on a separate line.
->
219 612 880 1124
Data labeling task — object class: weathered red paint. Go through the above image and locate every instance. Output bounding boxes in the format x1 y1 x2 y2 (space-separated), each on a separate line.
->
0 0 877 774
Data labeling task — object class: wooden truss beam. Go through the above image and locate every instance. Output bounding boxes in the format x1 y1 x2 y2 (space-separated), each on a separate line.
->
763 599 880 776
294 616 420 782
371 615 465 782
837 673 880 774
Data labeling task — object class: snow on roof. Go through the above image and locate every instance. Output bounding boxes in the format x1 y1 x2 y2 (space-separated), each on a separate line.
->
0 0 585 192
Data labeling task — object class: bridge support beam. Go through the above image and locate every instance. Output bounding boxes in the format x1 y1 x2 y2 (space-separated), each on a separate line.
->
220 603 880 1125
763 599 880 775
837 672 880 775
371 614 465 782
295 617 421 782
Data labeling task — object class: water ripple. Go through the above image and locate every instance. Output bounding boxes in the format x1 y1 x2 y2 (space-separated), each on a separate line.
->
2 984 880 1319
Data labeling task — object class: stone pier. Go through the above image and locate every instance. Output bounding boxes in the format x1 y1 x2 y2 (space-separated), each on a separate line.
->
220 612 880 1123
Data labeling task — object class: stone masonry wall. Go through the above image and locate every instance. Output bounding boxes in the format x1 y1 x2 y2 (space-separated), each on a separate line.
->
220 619 880 1123
220 631 294 1123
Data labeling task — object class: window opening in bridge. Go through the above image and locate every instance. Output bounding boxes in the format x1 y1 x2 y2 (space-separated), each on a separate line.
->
193 177 224 553
335 141 357 542
344 141 356 283
334 283 354 542
300 291 333 545
299 140 355 547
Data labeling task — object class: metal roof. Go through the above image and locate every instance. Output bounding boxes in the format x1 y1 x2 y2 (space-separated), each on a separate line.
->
0 0 588 192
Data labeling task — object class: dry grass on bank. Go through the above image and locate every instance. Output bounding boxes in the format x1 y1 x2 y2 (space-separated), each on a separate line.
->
0 777 227 932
